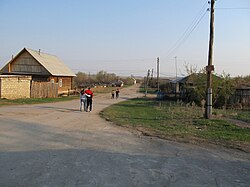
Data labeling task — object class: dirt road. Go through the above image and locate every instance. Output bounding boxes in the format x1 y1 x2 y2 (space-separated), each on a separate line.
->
0 85 249 186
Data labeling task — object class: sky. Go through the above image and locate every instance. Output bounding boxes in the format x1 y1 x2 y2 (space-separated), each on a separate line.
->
0 0 249 77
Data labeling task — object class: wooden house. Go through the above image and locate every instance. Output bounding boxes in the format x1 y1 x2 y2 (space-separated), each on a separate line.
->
0 48 75 94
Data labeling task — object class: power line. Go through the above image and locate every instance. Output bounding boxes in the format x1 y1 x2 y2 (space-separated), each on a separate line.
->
215 7 250 10
167 11 208 58
164 2 209 59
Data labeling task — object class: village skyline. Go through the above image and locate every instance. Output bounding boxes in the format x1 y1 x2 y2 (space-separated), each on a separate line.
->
0 0 250 77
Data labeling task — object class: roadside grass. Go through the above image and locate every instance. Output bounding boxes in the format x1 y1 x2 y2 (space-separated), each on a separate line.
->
100 97 250 152
213 109 250 124
0 96 78 106
231 111 250 123
139 87 157 94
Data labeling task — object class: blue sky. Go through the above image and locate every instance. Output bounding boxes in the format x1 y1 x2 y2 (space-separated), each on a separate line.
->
0 0 249 77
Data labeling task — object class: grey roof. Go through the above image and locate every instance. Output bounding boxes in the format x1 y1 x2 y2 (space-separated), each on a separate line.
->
169 77 185 83
25 48 75 77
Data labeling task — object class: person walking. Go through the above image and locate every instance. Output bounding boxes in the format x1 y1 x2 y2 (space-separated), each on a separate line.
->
85 87 94 112
79 89 87 112
111 90 115 99
115 88 120 99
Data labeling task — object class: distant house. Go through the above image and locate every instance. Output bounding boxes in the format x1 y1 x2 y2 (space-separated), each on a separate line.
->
171 73 221 99
0 48 75 94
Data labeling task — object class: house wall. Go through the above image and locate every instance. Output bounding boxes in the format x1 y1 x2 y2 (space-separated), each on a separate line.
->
0 75 32 99
49 76 73 93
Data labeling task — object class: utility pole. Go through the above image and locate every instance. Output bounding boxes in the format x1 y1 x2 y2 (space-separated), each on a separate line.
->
174 56 178 98
157 57 160 92
149 69 153 86
145 69 150 97
151 69 154 80
205 0 215 119
174 56 177 81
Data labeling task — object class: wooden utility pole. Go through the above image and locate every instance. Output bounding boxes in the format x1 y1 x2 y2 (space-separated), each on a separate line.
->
157 57 160 92
174 56 178 98
205 0 215 119
145 69 151 97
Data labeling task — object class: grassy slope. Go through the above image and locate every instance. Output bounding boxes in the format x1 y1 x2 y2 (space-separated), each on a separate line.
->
101 98 250 152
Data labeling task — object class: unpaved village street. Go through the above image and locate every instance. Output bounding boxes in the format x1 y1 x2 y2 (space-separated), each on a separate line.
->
0 85 249 187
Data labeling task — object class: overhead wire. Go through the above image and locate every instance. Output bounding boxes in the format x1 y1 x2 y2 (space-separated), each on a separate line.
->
68 2 211 67
215 7 250 10
164 1 209 59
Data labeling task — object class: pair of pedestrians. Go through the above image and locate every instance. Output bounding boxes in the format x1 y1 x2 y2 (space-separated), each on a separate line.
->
80 87 93 112
111 88 120 99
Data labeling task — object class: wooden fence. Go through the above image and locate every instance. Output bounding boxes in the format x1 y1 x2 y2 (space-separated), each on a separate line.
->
229 88 250 109
31 82 58 98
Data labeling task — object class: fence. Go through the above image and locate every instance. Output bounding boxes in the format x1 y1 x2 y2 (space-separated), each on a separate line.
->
31 81 58 98
229 88 250 109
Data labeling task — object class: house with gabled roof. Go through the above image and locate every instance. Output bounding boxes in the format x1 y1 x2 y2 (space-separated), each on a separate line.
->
0 48 75 94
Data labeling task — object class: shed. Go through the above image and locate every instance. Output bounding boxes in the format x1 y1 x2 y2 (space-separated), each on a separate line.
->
0 48 76 94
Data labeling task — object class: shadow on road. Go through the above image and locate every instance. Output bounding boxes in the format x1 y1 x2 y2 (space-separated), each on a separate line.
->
34 106 80 113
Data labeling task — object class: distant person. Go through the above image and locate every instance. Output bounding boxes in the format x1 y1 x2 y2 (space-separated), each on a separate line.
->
85 87 94 112
79 89 87 112
115 88 120 99
111 90 115 99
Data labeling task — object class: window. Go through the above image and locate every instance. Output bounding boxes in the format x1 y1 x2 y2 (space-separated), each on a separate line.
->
59 79 62 87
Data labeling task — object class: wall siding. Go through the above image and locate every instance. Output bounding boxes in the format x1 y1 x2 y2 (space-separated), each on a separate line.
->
10 51 50 75
49 76 73 93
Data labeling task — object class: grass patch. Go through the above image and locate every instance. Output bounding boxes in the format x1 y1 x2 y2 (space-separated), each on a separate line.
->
193 119 250 142
0 96 78 106
231 111 250 123
101 98 250 151
213 109 250 123
139 87 157 94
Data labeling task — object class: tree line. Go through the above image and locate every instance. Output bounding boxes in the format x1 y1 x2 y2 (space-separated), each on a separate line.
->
73 70 135 88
